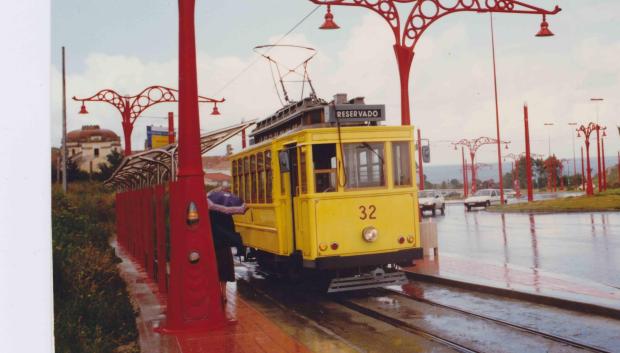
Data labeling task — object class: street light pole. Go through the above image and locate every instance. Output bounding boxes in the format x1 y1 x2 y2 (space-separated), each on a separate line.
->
61 47 68 192
489 13 506 205
73 86 223 156
311 0 560 126
601 137 607 190
461 146 468 198
524 104 533 201
543 122 554 156
577 123 600 196
581 146 585 191
568 122 577 187
590 98 604 191
162 0 226 332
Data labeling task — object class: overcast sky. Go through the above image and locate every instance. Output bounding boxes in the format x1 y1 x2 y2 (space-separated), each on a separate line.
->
51 0 620 165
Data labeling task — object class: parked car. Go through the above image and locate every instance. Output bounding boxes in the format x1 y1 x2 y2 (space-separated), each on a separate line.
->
504 188 516 198
418 190 445 216
463 189 504 211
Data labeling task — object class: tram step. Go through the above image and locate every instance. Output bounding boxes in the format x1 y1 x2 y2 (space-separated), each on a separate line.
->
327 269 408 293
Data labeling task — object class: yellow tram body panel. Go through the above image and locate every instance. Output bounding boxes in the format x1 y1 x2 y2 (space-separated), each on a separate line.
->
231 125 422 265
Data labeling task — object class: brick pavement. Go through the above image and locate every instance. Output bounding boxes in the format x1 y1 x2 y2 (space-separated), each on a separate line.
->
114 242 313 353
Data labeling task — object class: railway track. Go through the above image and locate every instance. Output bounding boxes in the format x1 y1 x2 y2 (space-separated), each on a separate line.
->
334 297 481 353
346 288 613 353
381 287 611 353
236 262 615 353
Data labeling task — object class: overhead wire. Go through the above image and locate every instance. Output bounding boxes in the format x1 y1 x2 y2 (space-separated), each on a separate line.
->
211 5 321 97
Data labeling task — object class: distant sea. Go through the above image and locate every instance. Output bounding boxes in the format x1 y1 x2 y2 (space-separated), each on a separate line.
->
424 156 617 184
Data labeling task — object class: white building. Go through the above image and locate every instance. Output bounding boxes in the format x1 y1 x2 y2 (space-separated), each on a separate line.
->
66 125 121 173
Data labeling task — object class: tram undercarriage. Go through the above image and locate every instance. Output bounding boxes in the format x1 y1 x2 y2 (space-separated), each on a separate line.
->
241 248 421 293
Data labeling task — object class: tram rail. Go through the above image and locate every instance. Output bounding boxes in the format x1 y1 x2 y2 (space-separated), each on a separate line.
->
381 287 611 353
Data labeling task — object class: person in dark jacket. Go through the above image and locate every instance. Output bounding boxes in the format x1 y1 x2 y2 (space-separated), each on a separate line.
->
209 210 243 303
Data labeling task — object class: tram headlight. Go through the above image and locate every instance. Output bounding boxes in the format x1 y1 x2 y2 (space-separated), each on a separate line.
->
362 226 378 242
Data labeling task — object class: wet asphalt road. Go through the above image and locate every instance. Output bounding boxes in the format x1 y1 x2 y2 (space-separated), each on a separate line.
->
426 204 620 288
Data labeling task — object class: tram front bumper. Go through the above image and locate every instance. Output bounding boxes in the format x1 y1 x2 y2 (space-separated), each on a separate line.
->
303 247 423 270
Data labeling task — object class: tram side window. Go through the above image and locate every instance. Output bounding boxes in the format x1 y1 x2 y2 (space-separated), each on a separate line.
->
237 158 244 198
250 155 257 203
257 152 265 203
343 142 385 189
312 144 337 193
299 150 307 195
265 151 273 203
244 157 251 202
392 141 412 186
231 160 238 196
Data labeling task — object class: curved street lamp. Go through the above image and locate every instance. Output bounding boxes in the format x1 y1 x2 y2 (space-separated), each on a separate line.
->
310 0 561 127
453 137 509 195
73 85 224 155
576 122 605 196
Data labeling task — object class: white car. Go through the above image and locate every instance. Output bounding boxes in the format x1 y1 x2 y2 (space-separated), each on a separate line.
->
464 189 504 211
418 190 445 216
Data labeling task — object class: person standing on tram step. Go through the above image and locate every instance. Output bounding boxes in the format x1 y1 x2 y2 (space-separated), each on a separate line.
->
207 188 246 304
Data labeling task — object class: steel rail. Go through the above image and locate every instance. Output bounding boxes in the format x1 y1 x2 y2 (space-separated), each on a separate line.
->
334 297 481 353
382 288 611 353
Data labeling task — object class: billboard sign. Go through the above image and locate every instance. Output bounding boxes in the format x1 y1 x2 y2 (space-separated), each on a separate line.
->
146 125 171 149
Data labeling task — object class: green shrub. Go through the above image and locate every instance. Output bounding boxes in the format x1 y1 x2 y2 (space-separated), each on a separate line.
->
53 182 139 353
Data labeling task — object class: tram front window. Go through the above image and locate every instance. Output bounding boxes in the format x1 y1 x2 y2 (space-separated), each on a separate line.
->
343 142 385 189
312 144 337 193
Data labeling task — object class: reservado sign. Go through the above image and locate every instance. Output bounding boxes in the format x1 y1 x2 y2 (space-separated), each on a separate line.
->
327 104 386 123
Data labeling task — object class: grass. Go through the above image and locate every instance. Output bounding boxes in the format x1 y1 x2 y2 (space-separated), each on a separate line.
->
490 188 620 213
53 182 139 353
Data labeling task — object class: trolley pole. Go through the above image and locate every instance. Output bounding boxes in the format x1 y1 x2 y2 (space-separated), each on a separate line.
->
417 128 424 190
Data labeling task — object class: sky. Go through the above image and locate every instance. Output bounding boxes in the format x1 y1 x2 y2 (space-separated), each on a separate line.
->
51 0 620 166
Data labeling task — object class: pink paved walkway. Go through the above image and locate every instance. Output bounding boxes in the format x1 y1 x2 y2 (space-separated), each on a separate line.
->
114 242 313 353
404 253 620 312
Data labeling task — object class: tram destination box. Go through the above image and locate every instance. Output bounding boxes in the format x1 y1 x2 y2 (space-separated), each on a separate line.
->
325 104 386 123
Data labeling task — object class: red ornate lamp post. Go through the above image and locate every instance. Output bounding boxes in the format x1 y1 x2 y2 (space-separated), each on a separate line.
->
310 0 560 126
162 0 227 332
523 104 534 201
453 137 509 195
601 135 607 190
504 153 525 198
576 123 601 196
73 86 224 155
581 146 585 191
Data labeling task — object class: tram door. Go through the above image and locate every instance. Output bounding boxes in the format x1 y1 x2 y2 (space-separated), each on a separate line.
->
279 144 301 256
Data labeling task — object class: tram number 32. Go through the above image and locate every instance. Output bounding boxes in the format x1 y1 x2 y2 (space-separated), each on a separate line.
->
358 205 377 220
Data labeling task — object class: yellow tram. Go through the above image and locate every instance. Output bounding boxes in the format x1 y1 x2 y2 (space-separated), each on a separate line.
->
230 94 423 291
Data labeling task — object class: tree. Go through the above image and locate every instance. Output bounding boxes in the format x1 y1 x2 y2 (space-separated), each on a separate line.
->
96 150 124 182
449 178 462 188
66 158 88 182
